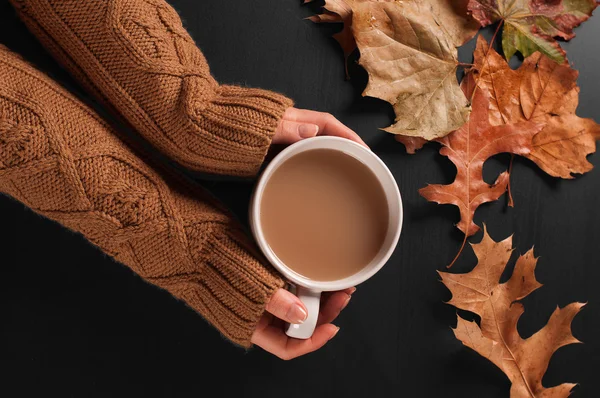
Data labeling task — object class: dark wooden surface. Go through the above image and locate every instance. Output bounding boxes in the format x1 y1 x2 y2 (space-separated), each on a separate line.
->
1 1 599 397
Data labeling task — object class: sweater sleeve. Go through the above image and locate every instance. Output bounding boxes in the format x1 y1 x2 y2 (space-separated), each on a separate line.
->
0 45 284 347
10 0 294 177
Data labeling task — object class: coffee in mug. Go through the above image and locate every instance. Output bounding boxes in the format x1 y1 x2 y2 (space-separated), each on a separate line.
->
260 149 389 281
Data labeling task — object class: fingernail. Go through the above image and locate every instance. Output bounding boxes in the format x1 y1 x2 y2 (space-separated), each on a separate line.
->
341 295 351 311
298 124 318 138
349 287 357 296
329 327 340 340
288 304 308 324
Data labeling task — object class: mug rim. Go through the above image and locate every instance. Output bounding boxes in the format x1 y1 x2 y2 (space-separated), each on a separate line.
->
250 136 403 292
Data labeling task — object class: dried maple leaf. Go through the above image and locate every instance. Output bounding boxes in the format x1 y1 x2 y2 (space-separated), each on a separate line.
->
440 227 585 398
308 0 479 139
354 0 479 139
307 0 477 66
419 73 542 237
468 0 599 64
473 36 600 178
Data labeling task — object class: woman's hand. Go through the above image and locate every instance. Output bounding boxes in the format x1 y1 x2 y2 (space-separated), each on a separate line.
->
251 287 355 360
273 108 368 148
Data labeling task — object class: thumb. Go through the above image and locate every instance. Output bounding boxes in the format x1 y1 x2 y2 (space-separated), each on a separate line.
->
272 120 319 145
265 288 309 324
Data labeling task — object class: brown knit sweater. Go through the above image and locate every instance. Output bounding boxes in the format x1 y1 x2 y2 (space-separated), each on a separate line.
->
10 0 293 176
1 0 295 347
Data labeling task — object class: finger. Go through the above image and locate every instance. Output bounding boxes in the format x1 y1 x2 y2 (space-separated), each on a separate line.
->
251 322 339 360
254 312 272 333
285 108 368 148
284 324 339 359
319 287 355 305
317 290 353 325
318 114 368 148
272 119 319 145
265 288 309 324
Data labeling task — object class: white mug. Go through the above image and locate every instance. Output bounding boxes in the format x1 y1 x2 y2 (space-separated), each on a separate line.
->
250 136 403 339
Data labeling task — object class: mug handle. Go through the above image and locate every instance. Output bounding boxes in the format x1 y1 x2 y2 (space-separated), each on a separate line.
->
286 286 321 339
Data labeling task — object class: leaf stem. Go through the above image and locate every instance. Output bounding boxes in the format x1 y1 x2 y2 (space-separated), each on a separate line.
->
507 154 515 207
447 232 468 269
489 20 504 50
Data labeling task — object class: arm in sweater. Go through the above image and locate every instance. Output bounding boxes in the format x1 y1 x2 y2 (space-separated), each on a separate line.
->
10 0 293 176
0 46 284 347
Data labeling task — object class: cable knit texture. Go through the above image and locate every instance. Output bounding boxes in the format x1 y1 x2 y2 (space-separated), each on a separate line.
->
0 46 285 347
10 0 293 176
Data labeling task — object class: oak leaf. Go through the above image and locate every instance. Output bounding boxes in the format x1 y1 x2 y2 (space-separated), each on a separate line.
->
473 36 600 178
309 0 479 139
468 0 599 64
419 74 542 236
440 228 585 398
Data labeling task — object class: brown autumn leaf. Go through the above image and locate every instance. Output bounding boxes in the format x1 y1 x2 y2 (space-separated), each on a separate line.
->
473 36 600 178
419 73 542 237
440 227 585 398
468 0 599 64
307 0 478 71
308 0 479 140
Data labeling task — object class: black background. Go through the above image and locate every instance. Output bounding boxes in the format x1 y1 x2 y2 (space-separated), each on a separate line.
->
1 1 599 397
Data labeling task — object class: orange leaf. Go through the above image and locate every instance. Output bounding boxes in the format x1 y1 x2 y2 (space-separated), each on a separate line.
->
441 227 585 397
473 36 600 178
419 74 543 237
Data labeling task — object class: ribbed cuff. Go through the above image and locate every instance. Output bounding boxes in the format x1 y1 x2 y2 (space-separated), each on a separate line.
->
194 85 294 177
177 225 285 347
